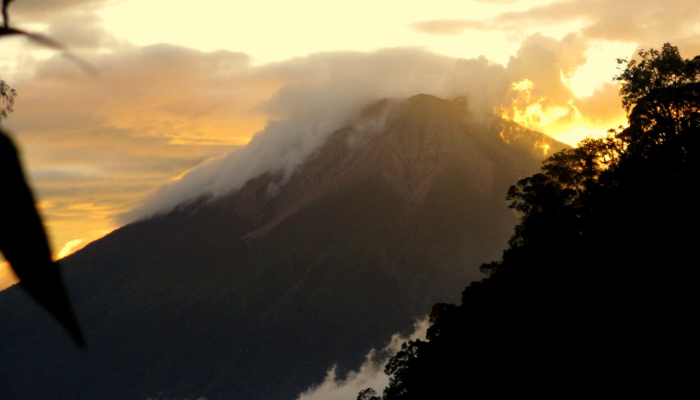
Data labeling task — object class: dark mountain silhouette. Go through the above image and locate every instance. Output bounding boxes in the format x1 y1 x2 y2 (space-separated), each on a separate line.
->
0 94 567 400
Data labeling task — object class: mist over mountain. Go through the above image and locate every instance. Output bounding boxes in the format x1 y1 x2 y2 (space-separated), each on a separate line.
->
119 33 592 223
0 94 567 400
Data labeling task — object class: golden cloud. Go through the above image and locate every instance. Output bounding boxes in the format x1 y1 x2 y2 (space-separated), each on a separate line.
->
3 28 636 263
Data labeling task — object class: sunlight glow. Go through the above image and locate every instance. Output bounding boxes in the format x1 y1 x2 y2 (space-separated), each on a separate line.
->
569 41 638 98
556 124 627 146
57 239 86 260
98 0 558 64
3 0 644 257
0 260 19 291
497 76 628 147
499 78 582 139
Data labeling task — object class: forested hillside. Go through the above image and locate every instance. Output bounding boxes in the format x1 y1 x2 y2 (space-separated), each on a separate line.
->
360 43 699 399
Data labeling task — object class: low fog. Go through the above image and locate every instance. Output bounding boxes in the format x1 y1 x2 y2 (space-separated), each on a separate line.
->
296 317 430 400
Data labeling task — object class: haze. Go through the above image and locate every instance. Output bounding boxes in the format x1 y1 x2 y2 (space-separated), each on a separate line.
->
1 0 699 289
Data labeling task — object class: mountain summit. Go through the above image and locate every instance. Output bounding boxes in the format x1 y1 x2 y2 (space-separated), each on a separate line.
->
1 94 567 399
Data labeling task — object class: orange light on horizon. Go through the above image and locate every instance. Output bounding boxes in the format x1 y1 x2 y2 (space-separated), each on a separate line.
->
498 77 626 147
0 260 19 292
56 239 86 260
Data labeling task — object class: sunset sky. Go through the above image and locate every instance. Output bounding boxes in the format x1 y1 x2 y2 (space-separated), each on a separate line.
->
1 0 699 288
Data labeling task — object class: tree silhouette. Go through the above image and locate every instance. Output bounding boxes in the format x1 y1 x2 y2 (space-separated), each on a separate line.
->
361 43 699 398
615 43 700 156
357 388 380 400
0 75 15 119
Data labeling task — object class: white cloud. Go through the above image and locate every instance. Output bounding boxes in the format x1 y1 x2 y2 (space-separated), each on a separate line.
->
121 47 511 221
6 25 632 234
125 31 618 221
296 317 430 400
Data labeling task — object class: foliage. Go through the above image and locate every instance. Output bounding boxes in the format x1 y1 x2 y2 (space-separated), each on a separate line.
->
616 43 700 155
360 43 699 398
0 77 15 120
616 43 700 113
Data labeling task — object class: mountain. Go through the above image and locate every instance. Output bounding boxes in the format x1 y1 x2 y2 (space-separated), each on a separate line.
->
0 94 568 400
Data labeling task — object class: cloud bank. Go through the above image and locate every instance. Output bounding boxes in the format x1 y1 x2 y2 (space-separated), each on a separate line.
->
3 7 632 255
11 0 118 22
296 317 430 400
123 47 509 220
125 30 626 221
412 0 700 55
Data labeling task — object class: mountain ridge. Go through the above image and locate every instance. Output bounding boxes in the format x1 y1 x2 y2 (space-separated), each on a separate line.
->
182 93 567 242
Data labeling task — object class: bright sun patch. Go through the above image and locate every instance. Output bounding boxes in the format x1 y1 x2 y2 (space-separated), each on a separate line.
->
498 77 583 143
56 239 86 260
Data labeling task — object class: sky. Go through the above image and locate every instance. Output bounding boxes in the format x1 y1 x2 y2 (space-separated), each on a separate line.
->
1 0 699 289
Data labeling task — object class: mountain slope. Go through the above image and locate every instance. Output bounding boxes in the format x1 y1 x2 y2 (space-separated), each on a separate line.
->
0 94 568 400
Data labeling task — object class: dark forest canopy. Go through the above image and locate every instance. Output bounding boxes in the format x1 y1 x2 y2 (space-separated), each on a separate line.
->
360 43 700 399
